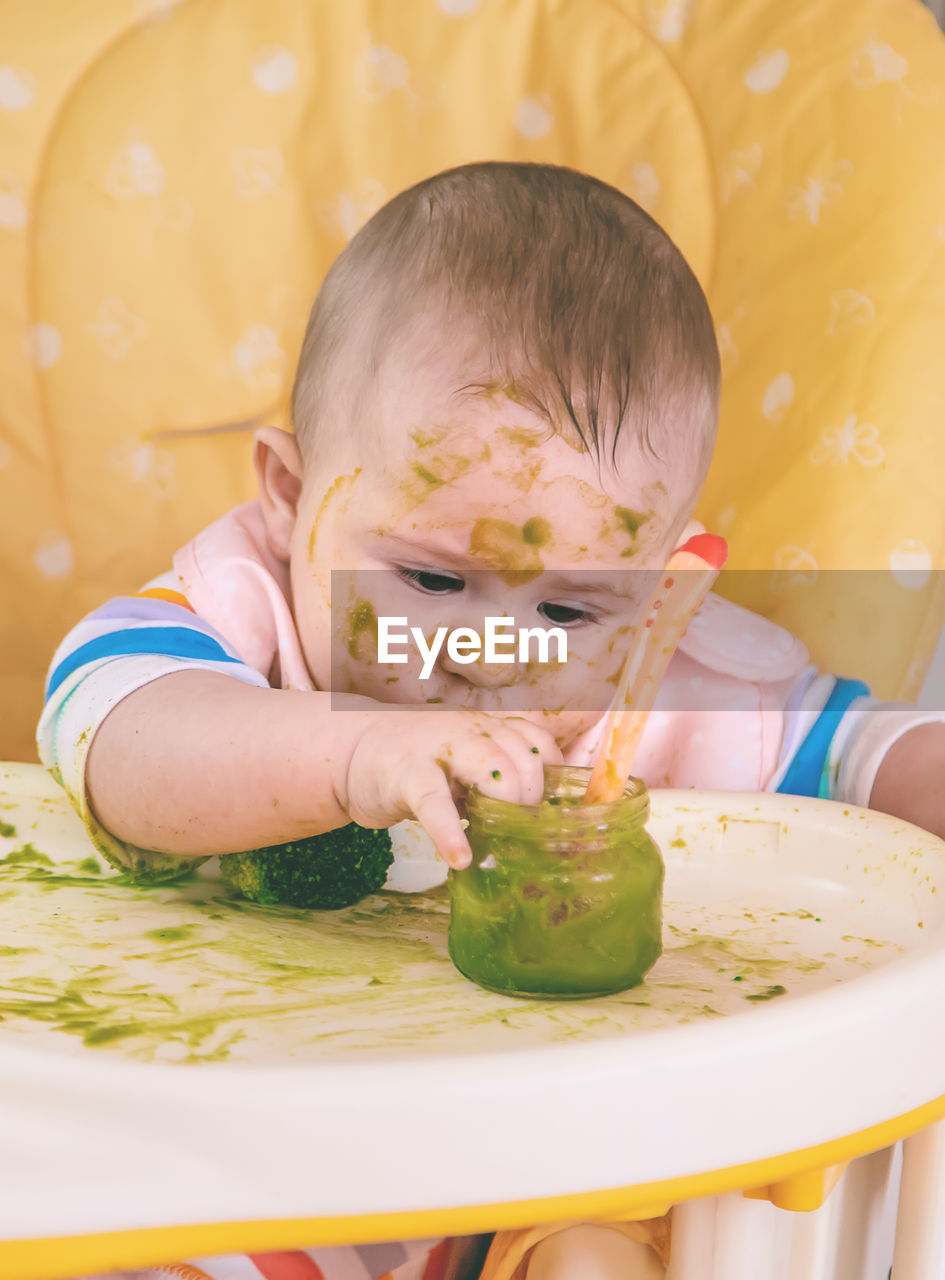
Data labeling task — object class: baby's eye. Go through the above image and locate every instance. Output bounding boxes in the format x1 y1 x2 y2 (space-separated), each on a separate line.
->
397 567 466 595
537 601 600 627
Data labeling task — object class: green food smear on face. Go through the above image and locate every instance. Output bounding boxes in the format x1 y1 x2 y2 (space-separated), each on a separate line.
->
400 430 489 510
0 821 16 839
614 507 650 557
670 838 688 848
746 984 788 1002
347 598 378 658
521 517 552 547
469 518 546 584
413 464 441 487
508 458 545 492
615 507 647 537
411 427 444 449
471 380 540 414
308 469 361 562
77 858 101 874
496 425 543 449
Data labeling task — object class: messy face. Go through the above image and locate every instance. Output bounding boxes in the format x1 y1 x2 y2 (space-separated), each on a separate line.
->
289 350 696 748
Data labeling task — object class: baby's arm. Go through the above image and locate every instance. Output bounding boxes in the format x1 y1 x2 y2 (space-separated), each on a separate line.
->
86 670 351 854
868 722 945 841
767 667 945 840
86 669 559 867
40 587 560 872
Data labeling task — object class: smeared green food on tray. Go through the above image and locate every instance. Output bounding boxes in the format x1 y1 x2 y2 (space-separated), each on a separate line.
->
0 775 915 1068
746 984 788 1002
2 843 51 867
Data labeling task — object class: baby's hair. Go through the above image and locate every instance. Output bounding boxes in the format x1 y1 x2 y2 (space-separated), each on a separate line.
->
291 162 720 469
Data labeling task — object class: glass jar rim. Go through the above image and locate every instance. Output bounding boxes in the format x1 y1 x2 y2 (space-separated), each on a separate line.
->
466 763 650 824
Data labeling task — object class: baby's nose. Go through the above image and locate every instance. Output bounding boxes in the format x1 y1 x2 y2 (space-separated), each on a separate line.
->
439 651 520 688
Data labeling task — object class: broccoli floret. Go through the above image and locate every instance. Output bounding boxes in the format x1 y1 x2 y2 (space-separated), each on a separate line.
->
219 824 394 910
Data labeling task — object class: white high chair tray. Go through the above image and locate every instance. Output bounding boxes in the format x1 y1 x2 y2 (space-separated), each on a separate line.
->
1 761 944 1241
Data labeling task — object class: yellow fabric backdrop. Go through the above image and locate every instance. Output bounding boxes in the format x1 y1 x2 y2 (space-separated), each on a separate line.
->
2 0 945 760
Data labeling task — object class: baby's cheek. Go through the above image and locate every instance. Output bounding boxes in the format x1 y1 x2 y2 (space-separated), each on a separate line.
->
328 591 432 702
291 572 334 689
328 590 380 693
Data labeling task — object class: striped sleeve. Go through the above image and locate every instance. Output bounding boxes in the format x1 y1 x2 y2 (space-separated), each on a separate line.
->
37 578 270 881
767 668 945 805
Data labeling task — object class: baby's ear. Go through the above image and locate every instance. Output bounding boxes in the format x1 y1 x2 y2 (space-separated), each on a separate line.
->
254 426 303 563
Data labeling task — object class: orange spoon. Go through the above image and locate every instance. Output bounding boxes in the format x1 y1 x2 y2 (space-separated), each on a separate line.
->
583 533 729 804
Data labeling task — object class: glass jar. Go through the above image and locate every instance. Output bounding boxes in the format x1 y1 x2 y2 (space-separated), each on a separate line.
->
448 765 664 998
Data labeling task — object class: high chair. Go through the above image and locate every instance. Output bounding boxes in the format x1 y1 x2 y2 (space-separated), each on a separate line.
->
2 1 945 1277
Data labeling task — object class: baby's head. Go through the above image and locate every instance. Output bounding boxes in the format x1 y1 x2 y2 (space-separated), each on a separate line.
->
256 162 720 742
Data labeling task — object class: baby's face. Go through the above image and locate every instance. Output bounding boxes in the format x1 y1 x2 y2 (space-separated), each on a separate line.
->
289 354 694 748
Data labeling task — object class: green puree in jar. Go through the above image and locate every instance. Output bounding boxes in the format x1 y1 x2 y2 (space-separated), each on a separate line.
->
448 765 664 998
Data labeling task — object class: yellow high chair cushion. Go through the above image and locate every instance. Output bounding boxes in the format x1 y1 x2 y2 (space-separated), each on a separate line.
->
1 0 945 759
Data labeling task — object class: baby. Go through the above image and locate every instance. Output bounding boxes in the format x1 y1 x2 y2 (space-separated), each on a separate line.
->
39 162 945 1280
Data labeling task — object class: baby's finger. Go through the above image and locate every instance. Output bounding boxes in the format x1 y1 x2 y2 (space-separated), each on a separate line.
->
500 716 564 765
480 723 549 804
448 737 527 805
402 763 472 869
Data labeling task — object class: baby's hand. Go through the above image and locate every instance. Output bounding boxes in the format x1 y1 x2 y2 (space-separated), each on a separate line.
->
334 710 563 869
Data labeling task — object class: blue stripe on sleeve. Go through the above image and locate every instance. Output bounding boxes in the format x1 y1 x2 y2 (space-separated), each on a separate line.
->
45 628 244 702
776 676 871 799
